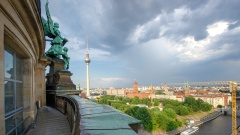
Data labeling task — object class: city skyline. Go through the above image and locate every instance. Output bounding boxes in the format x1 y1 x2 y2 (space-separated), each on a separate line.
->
41 0 240 88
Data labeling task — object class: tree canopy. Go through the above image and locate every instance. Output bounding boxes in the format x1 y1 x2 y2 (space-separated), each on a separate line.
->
94 95 213 132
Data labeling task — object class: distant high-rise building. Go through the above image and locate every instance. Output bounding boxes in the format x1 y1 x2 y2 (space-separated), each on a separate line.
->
164 83 168 92
184 81 189 90
134 82 138 93
127 82 151 99
85 35 91 97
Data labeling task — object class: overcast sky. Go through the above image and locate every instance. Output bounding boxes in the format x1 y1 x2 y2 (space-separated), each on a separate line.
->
41 0 240 88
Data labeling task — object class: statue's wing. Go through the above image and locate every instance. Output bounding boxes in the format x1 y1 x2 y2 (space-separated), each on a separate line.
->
41 17 50 36
41 17 47 25
45 1 55 37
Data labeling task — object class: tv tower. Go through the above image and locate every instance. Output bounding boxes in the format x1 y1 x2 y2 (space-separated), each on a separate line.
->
85 35 91 97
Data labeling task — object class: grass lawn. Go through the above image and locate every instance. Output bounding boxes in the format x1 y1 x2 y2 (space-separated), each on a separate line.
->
177 109 215 125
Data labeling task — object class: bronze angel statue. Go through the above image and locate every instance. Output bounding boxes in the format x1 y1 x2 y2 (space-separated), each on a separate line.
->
42 0 70 69
42 0 68 59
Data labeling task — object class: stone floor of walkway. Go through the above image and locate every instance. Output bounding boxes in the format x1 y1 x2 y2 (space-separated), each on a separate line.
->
27 106 71 135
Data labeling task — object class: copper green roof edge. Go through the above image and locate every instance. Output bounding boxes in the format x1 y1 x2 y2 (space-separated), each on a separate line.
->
80 110 141 123
63 95 141 132
67 95 141 124
79 105 117 116
79 113 140 130
80 129 138 135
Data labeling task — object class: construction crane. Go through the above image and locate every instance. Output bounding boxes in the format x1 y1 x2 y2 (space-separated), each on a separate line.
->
230 81 237 135
166 81 233 86
167 80 239 134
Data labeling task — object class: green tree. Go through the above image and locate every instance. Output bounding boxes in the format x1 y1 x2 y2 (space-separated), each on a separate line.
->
154 99 160 106
118 96 123 101
125 106 137 116
147 101 152 107
156 112 172 131
217 104 223 108
118 104 131 112
163 108 177 119
111 103 122 109
98 98 108 104
114 96 120 100
201 103 212 112
95 96 183 132
184 96 199 112
197 98 204 107
155 91 166 95
122 97 131 103
141 98 150 105
175 119 182 127
164 104 175 109
176 105 190 115
167 121 178 131
151 107 160 111
162 99 181 106
131 96 140 104
149 110 159 130
125 106 153 131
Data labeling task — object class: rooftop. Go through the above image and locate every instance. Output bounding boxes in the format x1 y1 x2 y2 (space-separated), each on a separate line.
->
27 106 71 135
27 95 141 135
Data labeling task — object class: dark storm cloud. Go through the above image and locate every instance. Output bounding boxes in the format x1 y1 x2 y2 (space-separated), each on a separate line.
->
96 0 210 52
42 0 240 53
41 0 240 87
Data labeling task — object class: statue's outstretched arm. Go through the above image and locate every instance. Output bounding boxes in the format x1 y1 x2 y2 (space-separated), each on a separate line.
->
45 0 54 35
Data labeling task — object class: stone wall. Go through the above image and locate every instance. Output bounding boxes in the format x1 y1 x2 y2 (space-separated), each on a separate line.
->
0 0 46 134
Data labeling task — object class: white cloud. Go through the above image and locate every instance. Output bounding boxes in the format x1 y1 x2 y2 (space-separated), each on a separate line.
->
128 25 146 43
177 36 209 61
207 21 229 37
173 21 231 62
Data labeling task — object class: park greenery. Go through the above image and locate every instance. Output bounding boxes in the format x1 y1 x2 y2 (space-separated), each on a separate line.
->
93 95 213 132
154 91 166 95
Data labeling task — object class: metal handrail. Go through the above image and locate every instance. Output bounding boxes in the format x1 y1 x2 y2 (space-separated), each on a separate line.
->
56 95 79 135
68 96 78 135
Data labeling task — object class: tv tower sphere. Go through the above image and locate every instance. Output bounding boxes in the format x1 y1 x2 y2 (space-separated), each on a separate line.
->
85 53 91 63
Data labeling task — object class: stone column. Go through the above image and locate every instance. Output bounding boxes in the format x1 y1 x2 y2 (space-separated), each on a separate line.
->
34 59 50 106
22 58 35 129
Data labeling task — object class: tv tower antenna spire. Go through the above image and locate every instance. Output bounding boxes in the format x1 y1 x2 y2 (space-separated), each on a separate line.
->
86 35 89 53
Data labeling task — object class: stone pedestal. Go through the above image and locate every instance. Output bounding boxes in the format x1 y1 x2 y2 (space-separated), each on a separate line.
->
46 58 80 106
53 70 76 90
46 59 76 90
